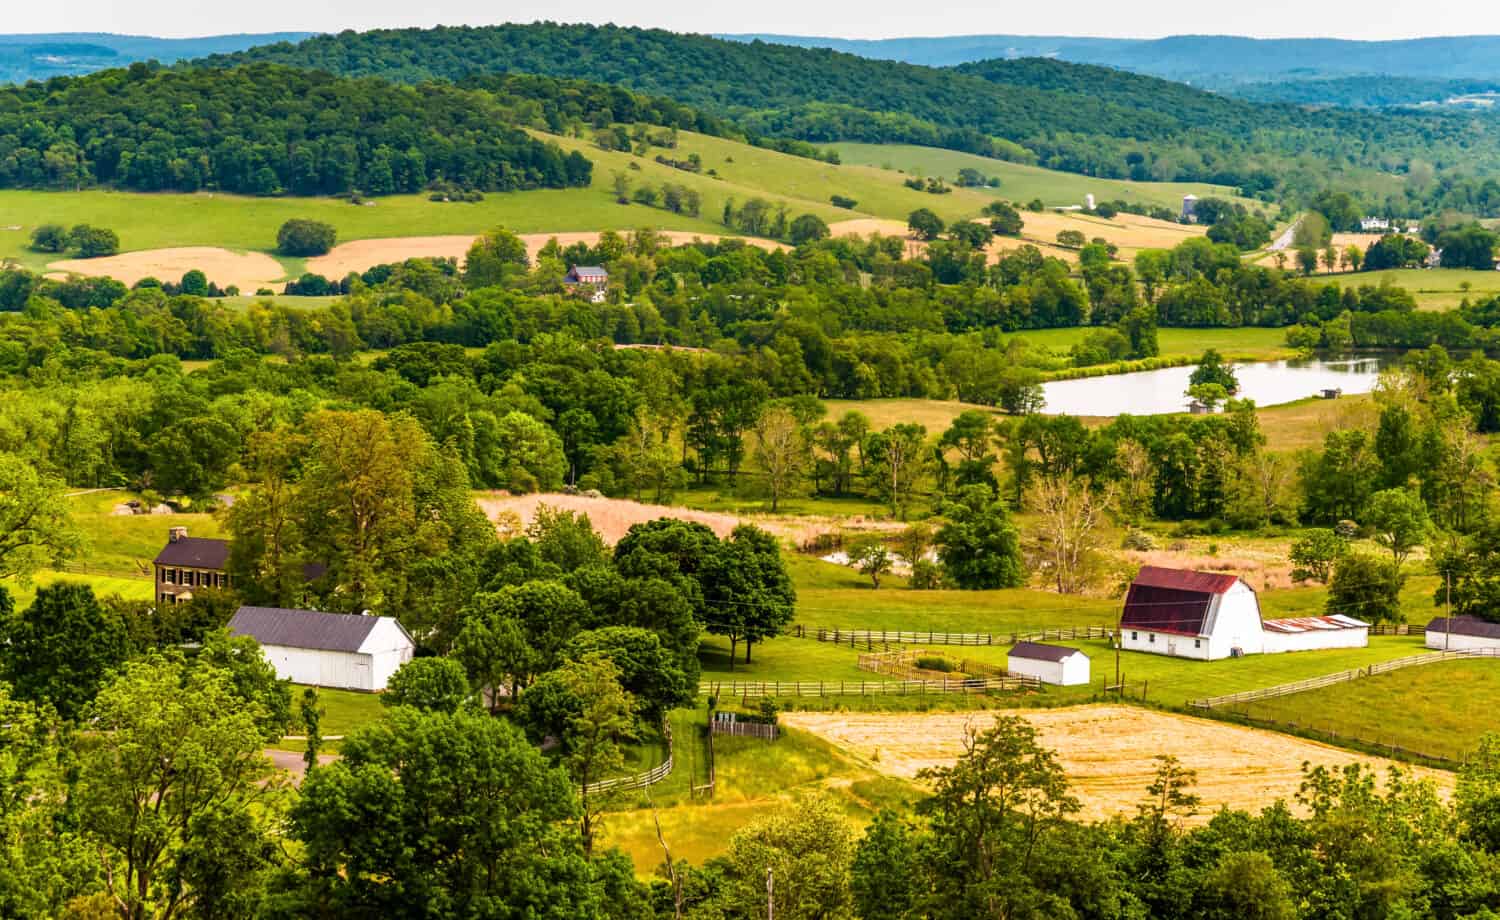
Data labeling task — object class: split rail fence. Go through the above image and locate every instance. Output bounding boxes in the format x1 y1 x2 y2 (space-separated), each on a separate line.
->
797 624 1115 648
700 674 1040 700
584 720 674 794
1188 647 1500 710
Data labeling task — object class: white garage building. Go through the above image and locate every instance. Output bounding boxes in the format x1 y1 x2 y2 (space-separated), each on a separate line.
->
1007 641 1090 686
1425 616 1500 651
227 606 415 691
1120 566 1368 660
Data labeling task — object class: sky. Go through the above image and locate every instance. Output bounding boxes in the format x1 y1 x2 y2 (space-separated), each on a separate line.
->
12 0 1500 41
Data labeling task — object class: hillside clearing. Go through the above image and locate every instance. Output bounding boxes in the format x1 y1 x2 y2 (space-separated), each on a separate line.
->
47 246 287 290
827 143 1250 210
781 705 1454 822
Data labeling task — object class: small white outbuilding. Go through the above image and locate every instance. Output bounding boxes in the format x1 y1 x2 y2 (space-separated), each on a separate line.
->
1425 616 1500 651
227 606 415 691
1007 641 1090 686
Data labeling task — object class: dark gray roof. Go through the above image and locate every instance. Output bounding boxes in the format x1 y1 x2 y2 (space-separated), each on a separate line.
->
1426 616 1500 640
154 537 230 569
228 606 395 653
1010 641 1085 663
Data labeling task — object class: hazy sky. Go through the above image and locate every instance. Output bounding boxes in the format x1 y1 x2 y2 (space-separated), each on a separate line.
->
14 0 1500 41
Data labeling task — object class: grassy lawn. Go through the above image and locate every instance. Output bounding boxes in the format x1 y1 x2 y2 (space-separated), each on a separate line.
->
1230 659 1500 762
1368 268 1500 311
603 706 920 871
828 143 1251 210
66 489 224 578
272 685 389 753
998 326 1294 361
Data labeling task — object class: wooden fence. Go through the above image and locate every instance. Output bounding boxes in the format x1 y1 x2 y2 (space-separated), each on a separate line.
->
799 624 1115 648
857 649 1011 681
585 721 674 794
1209 708 1466 769
1188 647 1500 709
700 674 1041 700
693 725 716 800
711 712 778 740
1369 623 1423 636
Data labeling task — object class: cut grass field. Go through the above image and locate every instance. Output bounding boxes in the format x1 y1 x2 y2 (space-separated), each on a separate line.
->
1371 269 1500 311
1229 658 1500 761
827 143 1250 211
65 490 224 578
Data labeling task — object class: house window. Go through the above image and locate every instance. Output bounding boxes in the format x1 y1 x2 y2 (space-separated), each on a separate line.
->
1148 633 1155 644
1130 631 1138 641
1194 639 1202 649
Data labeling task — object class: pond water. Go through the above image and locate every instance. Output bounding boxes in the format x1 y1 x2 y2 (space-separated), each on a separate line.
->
1039 356 1394 417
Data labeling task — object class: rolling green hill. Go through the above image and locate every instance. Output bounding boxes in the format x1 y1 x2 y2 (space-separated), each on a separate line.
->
828 143 1246 210
198 23 1500 215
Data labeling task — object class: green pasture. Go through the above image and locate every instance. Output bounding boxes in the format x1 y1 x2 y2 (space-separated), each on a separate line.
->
65 489 224 578
1364 268 1500 311
1227 658 1500 762
827 142 1252 210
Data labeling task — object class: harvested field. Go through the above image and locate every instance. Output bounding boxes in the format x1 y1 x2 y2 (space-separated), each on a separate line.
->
827 218 910 238
47 246 285 290
305 230 787 279
475 491 901 546
781 705 1453 822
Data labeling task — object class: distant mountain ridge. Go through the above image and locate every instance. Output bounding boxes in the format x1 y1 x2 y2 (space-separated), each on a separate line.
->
719 32 1500 87
0 32 314 83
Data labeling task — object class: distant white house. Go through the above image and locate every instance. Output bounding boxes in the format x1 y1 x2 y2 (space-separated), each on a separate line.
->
1360 217 1391 232
1119 566 1367 660
227 606 415 691
1425 616 1500 651
1007 641 1090 686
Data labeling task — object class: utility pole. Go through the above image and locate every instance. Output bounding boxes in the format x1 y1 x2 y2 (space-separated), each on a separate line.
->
766 867 774 920
1445 571 1453 651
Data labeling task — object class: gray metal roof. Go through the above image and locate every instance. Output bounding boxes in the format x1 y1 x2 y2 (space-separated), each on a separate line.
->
1426 616 1500 640
228 606 394 653
1010 641 1086 663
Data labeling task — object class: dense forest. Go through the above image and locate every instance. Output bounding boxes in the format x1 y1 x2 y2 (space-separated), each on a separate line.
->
200 23 1500 214
0 63 593 194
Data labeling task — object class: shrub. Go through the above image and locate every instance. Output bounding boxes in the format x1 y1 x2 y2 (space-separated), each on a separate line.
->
68 224 119 258
1121 530 1155 552
830 194 858 209
29 223 69 253
276 219 337 256
914 656 956 673
909 559 943 590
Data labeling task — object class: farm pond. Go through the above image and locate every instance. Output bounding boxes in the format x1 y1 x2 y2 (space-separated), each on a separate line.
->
1041 355 1394 416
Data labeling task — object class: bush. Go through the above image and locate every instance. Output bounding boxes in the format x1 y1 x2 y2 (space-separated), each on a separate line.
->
914 656 956 673
277 219 337 256
68 224 119 258
1121 530 1155 552
29 223 69 253
830 194 858 209
909 559 943 590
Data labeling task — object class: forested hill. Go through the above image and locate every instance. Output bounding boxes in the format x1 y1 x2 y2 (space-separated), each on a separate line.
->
202 23 1500 212
0 63 592 195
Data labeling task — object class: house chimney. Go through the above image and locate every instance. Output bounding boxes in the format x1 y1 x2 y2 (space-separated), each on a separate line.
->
169 526 188 543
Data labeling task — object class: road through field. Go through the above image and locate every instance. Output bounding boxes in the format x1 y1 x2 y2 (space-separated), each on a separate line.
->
781 705 1453 822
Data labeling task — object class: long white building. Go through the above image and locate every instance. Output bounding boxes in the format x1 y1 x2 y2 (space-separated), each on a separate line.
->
1425 616 1500 651
1119 566 1367 660
228 606 415 691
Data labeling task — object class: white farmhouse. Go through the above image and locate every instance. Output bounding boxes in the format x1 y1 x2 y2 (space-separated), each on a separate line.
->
1425 616 1500 651
1119 566 1367 660
1007 641 1090 686
228 606 415 691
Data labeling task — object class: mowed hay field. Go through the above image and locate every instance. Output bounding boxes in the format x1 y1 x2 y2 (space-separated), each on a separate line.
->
827 142 1249 211
781 706 1454 822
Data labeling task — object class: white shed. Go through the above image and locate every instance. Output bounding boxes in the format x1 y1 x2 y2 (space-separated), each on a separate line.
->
1425 616 1500 651
1007 641 1090 686
1119 566 1264 660
227 606 415 691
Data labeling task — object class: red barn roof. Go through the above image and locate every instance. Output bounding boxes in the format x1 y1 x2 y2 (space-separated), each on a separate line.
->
1120 567 1248 637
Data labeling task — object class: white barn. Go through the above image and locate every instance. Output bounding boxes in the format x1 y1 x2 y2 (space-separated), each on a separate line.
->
227 606 415 691
1425 616 1500 651
1119 566 1368 660
1007 641 1090 686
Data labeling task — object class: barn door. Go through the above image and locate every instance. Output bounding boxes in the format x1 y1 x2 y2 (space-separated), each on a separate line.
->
1166 638 1178 656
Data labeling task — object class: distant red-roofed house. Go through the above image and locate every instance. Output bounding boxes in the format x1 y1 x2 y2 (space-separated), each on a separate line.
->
1120 566 1367 659
564 265 609 303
